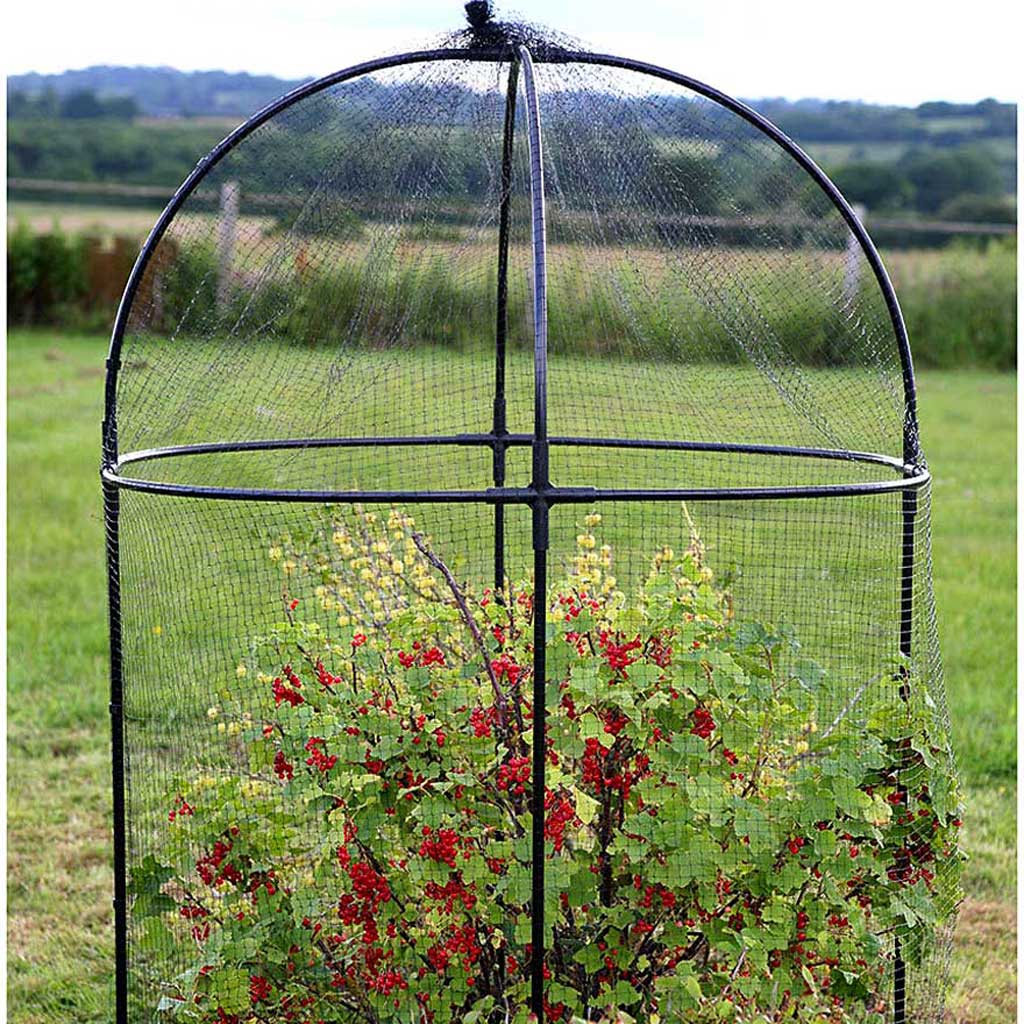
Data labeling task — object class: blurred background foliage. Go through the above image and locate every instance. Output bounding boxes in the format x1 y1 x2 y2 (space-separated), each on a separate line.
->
6 68 1017 368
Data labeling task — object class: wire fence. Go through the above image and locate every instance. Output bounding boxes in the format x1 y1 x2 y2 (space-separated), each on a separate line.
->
8 177 1018 238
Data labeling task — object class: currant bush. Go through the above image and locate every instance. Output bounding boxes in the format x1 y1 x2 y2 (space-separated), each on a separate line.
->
137 508 962 1023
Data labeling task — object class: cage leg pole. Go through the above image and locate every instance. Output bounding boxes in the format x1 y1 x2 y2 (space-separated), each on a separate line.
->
894 409 919 1024
531 504 549 1020
492 59 519 595
104 478 129 1024
893 486 917 1024
518 43 549 1022
894 482 917 1024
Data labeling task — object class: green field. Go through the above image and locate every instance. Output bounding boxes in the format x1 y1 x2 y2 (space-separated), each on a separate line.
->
8 202 1017 372
6 330 1016 1022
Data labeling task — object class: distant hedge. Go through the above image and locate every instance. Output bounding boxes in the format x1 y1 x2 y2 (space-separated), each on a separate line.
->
7 224 89 326
7 223 139 332
889 239 1017 369
7 227 1016 370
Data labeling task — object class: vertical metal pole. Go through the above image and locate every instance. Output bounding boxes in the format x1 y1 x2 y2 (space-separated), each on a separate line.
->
492 60 520 595
104 469 129 1024
894 483 917 1024
518 44 549 1023
893 941 906 1024
892 212 920 1024
530 532 548 1019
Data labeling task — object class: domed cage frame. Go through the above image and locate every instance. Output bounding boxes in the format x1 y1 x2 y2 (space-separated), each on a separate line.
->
103 32 935 1024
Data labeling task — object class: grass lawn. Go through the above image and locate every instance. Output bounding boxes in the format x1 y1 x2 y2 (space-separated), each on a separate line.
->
6 330 1016 1022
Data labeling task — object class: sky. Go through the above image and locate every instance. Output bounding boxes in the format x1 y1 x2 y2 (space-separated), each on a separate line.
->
5 0 1022 105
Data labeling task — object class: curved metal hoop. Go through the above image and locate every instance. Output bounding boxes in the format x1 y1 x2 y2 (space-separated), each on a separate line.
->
559 51 920 464
102 434 929 504
102 45 920 470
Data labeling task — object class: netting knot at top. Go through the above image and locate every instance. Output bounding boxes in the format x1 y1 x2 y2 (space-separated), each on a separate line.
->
447 1 579 56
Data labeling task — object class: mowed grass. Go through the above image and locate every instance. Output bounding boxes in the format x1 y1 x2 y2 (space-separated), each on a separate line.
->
7 200 278 246
6 330 1016 1022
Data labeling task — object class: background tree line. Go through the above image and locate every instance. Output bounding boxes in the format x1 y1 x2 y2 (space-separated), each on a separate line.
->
7 68 1016 225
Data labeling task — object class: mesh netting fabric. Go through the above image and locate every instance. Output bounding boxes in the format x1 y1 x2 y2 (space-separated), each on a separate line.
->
103 13 960 1024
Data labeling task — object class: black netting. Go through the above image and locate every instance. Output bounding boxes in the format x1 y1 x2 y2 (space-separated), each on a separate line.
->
104 14 960 1024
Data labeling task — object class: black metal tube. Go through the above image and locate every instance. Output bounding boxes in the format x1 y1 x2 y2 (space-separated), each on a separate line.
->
102 45 513 463
518 43 550 1021
99 469 930 505
539 50 920 450
530 534 548 1020
112 433 917 474
893 485 918 1023
549 436 914 471
546 479 930 500
894 944 906 1024
115 432 512 466
492 59 520 593
899 490 917 675
103 481 129 1024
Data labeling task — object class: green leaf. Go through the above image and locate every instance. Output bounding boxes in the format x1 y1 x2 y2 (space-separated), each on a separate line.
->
793 659 825 692
129 854 173 895
133 891 176 918
733 800 771 852
814 829 838 858
139 916 174 954
611 980 641 1006
573 788 600 826
833 775 870 816
573 943 604 970
209 968 250 1014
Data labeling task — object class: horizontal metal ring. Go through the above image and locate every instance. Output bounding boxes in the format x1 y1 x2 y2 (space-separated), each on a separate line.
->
102 435 929 504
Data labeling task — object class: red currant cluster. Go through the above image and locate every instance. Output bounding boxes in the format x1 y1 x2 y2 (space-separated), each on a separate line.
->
271 665 304 707
633 875 677 910
314 659 343 690
423 924 482 978
600 707 629 736
168 794 194 822
303 736 337 773
490 653 523 686
195 839 241 886
424 877 477 913
690 706 716 739
272 750 294 780
598 632 643 673
496 756 530 796
469 705 497 738
337 855 392 945
248 974 271 1004
418 826 462 868
581 737 608 790
543 788 580 852
397 642 446 669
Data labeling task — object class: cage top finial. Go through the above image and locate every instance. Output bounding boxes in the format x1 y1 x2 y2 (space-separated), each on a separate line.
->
463 1 507 47
465 1 494 30
447 2 581 55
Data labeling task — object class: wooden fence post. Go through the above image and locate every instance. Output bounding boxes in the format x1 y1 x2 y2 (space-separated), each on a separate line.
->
217 180 240 309
843 203 867 307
